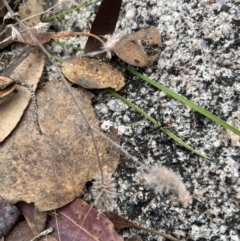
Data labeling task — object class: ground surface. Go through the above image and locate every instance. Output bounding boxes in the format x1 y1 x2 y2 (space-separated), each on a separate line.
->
2 0 240 240
49 0 240 240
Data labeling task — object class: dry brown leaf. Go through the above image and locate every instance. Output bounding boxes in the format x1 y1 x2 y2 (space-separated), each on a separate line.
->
0 49 45 142
4 31 101 47
4 221 34 241
113 26 161 67
5 219 56 241
104 212 179 241
62 57 125 91
0 76 16 99
0 0 44 48
18 199 123 241
0 0 46 142
0 0 11 18
18 0 44 27
0 80 120 211
33 207 47 234
12 32 92 46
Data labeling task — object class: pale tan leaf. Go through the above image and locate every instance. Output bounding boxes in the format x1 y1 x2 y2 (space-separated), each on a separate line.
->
113 26 161 67
0 49 45 142
62 57 125 91
0 76 16 99
18 0 44 28
0 80 119 211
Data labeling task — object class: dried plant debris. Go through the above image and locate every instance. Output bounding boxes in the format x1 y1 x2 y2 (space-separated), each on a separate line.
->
113 26 161 67
33 207 47 234
18 0 44 27
104 212 179 241
0 0 11 18
62 57 125 91
0 49 45 142
0 80 120 211
18 199 124 241
0 0 47 48
4 221 34 241
138 165 192 207
16 203 56 240
91 171 117 212
84 0 122 54
0 76 16 99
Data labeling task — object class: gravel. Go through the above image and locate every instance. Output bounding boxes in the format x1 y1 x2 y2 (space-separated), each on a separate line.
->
87 1 239 240
29 0 240 240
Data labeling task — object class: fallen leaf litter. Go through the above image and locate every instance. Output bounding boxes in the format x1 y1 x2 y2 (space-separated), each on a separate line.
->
0 80 120 211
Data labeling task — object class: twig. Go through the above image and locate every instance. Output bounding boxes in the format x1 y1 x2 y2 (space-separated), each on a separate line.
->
53 209 62 241
29 227 53 241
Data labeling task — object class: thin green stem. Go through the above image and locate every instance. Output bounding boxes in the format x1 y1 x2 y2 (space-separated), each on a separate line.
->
122 65 240 136
42 0 101 22
106 89 210 160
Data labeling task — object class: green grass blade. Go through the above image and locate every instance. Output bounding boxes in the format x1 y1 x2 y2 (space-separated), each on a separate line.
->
106 89 210 159
43 0 101 22
123 66 240 136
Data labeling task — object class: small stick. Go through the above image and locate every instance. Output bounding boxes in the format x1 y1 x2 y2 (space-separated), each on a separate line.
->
52 32 105 46
29 227 53 241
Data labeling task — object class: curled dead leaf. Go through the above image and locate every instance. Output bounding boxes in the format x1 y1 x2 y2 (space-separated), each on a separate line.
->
0 49 45 143
62 57 125 91
0 76 16 99
113 26 161 67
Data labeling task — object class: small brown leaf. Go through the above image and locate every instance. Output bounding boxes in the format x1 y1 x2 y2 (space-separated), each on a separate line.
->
18 199 123 241
104 212 179 241
33 207 47 234
5 221 34 241
15 31 55 46
0 76 16 99
113 26 161 67
62 57 125 91
84 0 122 54
104 211 138 230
